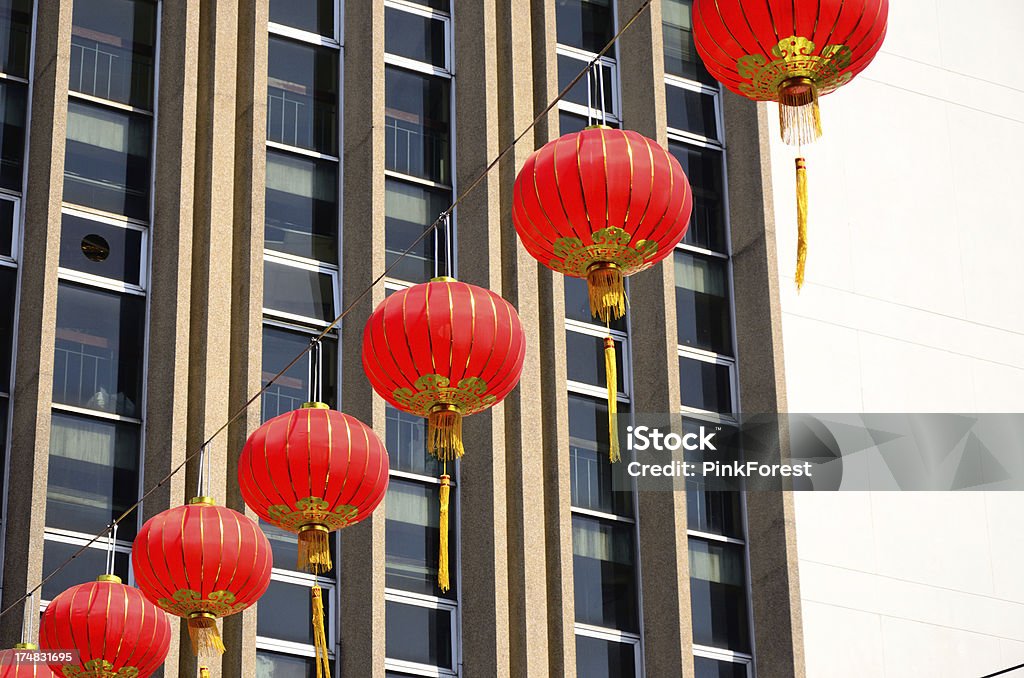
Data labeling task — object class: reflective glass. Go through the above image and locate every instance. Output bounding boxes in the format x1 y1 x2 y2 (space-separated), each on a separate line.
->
675 251 731 355
662 0 716 85
267 37 338 154
695 656 749 678
385 600 453 669
70 0 158 108
265 150 338 263
0 0 33 78
0 265 14 391
679 355 732 414
257 579 330 645
569 394 631 516
556 0 613 53
557 53 614 114
384 178 450 284
59 213 143 285
385 478 455 598
564 277 626 332
41 539 129 601
684 419 744 538
269 0 335 38
666 83 718 140
689 539 751 651
261 325 338 420
385 7 446 68
0 80 25 191
572 515 638 632
385 67 450 184
46 412 140 537
0 197 12 256
669 141 725 253
53 283 145 417
64 101 151 219
386 406 442 477
575 635 637 678
566 331 624 393
263 260 336 323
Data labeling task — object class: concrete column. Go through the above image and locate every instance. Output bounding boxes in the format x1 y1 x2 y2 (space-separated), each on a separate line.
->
617 1 695 676
338 1 388 676
182 0 240 673
723 95 805 678
451 1 512 676
143 1 202 674
0 0 72 648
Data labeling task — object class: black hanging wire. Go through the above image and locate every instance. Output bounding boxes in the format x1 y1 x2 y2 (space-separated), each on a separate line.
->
0 0 655 622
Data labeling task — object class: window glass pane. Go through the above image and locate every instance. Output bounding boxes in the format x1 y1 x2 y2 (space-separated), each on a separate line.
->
385 477 455 598
666 84 718 140
53 283 145 417
46 412 140 537
566 331 624 393
257 579 331 646
385 67 450 184
569 394 631 516
269 0 335 37
675 251 731 355
384 178 450 284
564 277 626 332
265 150 338 264
385 600 453 669
0 265 15 391
41 540 129 601
59 213 143 286
0 81 25 191
64 101 151 219
559 110 587 135
575 635 637 678
695 656 748 678
557 53 614 114
386 406 442 477
669 141 725 253
385 7 446 68
70 0 157 108
0 0 33 78
679 355 732 414
0 198 11 256
263 260 336 323
572 515 638 632
556 0 613 53
662 0 716 86
402 0 448 11
267 37 338 155
690 539 751 651
261 325 338 420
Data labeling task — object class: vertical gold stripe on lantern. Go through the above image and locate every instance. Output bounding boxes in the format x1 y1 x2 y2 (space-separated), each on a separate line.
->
438 473 451 592
311 585 331 678
604 336 620 463
795 157 809 290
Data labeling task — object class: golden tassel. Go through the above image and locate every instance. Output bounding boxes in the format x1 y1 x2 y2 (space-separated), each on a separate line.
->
188 613 225 657
311 585 331 678
587 263 626 324
199 668 210 678
795 157 809 290
428 405 464 461
779 77 822 146
438 473 451 592
298 525 332 575
604 336 620 463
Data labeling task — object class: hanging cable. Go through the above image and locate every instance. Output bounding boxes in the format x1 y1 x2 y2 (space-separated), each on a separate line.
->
0 0 654 623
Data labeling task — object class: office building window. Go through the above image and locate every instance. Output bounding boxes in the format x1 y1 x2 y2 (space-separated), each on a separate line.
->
268 36 339 155
269 0 337 39
69 0 157 109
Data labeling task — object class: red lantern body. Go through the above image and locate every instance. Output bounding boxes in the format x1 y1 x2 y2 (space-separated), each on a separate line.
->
132 499 272 655
39 576 171 678
511 127 692 322
0 647 57 677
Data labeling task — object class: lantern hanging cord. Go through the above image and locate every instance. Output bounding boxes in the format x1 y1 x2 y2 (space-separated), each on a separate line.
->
0 0 654 623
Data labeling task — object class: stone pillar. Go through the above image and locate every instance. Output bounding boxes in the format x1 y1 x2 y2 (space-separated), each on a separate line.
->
0 0 72 648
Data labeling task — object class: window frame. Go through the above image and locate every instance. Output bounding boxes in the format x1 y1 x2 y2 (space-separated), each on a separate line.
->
555 44 620 124
383 588 459 677
255 567 338 659
383 0 452 78
40 527 134 605
261 250 341 328
565 318 630 402
0 192 20 267
56 206 149 295
574 622 643 678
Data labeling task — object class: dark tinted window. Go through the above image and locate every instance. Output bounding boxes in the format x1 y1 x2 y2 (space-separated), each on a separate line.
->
572 515 638 632
557 53 614 112
384 178 450 284
385 600 453 668
689 539 750 651
575 635 637 678
385 477 455 598
386 405 442 477
556 0 613 53
669 141 725 253
566 331 624 392
265 149 338 263
261 325 337 420
0 81 25 191
267 37 339 154
70 0 158 108
263 259 336 323
269 0 335 37
679 355 732 414
675 251 731 355
662 0 716 85
569 394 632 516
257 579 330 646
0 266 14 393
385 7 446 68
695 656 748 678
256 651 316 678
41 540 129 600
666 83 718 140
385 67 450 184
565 276 626 331
59 213 143 285
0 0 33 78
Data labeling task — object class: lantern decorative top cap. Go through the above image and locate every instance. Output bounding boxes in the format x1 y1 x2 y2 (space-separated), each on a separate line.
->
96 574 122 584
430 276 457 283
301 401 330 410
189 496 216 506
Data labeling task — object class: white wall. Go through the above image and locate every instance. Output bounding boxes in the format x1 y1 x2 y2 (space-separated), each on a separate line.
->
763 1 1024 676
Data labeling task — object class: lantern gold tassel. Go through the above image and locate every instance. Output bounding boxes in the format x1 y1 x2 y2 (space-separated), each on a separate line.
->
188 613 225 657
779 77 822 147
587 263 626 324
298 525 332 575
428 405 464 461
311 585 331 678
795 157 808 290
438 473 451 592
604 336 620 463
200 668 210 678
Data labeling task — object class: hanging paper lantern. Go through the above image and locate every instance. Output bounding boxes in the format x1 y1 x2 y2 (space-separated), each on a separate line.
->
692 0 888 286
0 645 57 677
511 127 691 462
131 498 272 657
239 405 389 677
39 575 171 678
361 277 526 590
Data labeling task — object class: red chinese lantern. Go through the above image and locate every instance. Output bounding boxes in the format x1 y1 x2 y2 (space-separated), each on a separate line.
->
239 405 389 676
131 498 272 656
0 645 57 677
361 278 526 590
39 576 171 678
693 0 889 286
512 127 692 461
